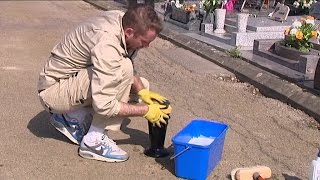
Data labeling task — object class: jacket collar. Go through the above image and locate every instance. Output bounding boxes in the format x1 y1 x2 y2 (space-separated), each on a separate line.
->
119 15 128 56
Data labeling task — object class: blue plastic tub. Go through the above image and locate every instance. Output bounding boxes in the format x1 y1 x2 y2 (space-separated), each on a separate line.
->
171 119 229 180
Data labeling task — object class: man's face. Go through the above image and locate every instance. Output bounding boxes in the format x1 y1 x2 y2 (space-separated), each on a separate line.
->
125 28 157 50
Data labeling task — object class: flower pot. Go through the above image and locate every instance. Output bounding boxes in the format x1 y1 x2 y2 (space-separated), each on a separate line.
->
213 8 226 34
236 13 249 33
203 12 214 23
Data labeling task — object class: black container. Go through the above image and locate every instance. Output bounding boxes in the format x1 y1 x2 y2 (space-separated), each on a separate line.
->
144 100 170 158
144 119 169 158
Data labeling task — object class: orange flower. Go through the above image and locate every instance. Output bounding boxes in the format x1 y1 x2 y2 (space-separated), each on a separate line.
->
184 5 195 11
306 16 315 20
300 17 306 24
295 31 304 40
311 31 318 38
284 28 290 35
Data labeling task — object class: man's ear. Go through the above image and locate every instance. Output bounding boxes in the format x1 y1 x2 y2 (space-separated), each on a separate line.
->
124 27 135 39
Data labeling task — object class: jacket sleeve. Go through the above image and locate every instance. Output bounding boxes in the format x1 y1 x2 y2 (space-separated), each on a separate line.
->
90 40 123 117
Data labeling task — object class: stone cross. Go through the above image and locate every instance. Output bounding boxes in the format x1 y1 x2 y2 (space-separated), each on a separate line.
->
269 3 290 22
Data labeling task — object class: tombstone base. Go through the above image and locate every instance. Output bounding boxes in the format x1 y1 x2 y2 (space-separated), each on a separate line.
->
214 28 226 34
253 39 319 80
165 14 201 31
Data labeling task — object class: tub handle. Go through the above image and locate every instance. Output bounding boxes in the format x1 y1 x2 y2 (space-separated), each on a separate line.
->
170 146 191 160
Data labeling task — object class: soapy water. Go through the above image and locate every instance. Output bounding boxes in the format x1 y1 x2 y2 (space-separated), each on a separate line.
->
188 135 215 146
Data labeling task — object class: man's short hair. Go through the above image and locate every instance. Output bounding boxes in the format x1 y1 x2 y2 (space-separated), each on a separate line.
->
122 4 163 35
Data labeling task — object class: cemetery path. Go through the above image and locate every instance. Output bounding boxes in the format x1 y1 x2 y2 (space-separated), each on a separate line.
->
0 1 319 180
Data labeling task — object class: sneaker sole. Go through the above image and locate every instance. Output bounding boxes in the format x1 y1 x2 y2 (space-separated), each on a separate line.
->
78 149 128 163
50 117 79 145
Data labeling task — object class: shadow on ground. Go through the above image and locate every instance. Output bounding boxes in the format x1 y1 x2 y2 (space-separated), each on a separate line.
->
154 144 175 175
27 110 74 144
28 111 175 174
116 118 149 148
283 173 303 180
119 118 175 175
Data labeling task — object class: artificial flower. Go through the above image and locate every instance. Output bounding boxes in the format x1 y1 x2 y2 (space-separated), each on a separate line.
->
311 31 318 38
292 20 302 28
296 31 304 39
290 28 298 35
283 16 319 52
306 18 315 25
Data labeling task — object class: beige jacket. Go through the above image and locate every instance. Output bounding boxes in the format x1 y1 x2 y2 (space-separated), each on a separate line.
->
38 10 135 117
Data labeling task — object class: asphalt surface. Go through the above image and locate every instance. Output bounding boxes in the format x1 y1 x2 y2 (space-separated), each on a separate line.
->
1 1 320 180
87 0 320 123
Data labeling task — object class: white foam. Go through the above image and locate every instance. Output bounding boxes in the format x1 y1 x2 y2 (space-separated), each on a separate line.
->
188 135 215 146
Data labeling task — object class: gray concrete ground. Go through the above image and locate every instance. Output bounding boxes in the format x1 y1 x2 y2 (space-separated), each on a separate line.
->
1 1 320 180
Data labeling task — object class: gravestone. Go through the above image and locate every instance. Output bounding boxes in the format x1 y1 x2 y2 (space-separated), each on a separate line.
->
127 0 155 8
171 7 191 24
269 3 290 22
310 2 320 19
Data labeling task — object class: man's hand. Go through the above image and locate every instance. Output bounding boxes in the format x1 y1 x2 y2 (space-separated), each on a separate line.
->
154 99 172 115
138 89 167 105
144 104 168 127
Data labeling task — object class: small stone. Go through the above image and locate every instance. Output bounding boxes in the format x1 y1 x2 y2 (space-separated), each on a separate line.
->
133 146 140 152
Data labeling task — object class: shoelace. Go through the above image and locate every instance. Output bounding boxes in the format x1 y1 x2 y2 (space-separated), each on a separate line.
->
101 135 120 152
68 119 84 133
61 114 84 136
64 113 91 135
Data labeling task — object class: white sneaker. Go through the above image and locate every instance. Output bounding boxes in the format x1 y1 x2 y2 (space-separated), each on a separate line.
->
79 134 129 162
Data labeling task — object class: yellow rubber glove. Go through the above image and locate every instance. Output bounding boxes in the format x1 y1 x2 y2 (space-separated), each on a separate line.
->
138 89 167 105
144 104 169 127
153 99 172 115
161 105 172 115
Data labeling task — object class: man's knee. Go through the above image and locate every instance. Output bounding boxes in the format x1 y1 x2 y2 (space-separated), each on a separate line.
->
140 77 149 90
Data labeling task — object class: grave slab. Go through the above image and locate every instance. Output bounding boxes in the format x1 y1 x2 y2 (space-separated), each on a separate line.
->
227 16 320 32
231 31 284 48
253 39 320 80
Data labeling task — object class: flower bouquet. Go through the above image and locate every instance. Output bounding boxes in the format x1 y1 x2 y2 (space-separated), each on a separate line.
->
170 1 198 24
182 4 197 12
284 16 319 52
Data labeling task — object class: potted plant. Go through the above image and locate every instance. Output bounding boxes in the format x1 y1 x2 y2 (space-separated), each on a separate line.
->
274 15 320 60
283 15 319 52
202 0 221 23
